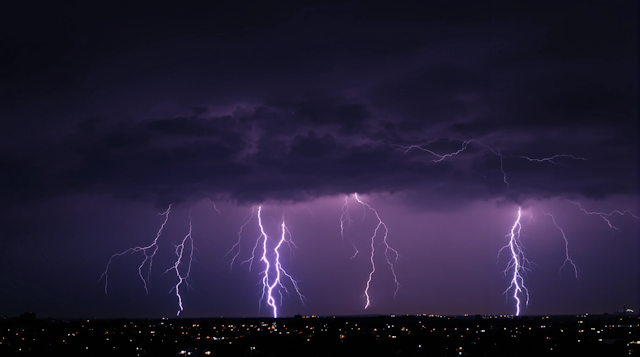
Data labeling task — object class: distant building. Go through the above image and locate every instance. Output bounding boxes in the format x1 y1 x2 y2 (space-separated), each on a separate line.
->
19 312 36 321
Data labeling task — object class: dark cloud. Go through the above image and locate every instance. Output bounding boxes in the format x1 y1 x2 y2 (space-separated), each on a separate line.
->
0 0 635 208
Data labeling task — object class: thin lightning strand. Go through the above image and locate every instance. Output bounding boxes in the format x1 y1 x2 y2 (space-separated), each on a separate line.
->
281 223 298 251
397 140 510 186
397 139 587 187
542 210 579 279
528 211 535 226
565 198 640 231
339 195 358 258
242 209 264 272
397 140 476 163
354 193 400 309
100 204 172 294
304 206 315 217
498 207 529 316
498 151 508 188
278 220 304 306
340 195 353 238
164 212 194 316
225 208 255 270
208 198 222 214
515 154 588 165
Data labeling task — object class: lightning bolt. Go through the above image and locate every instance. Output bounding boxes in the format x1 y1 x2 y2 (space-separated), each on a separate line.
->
397 139 510 186
340 195 358 258
542 210 579 279
398 139 592 314
397 139 587 188
397 139 478 163
515 154 588 165
354 193 400 309
231 206 304 317
498 150 508 188
498 207 529 316
565 198 640 231
224 208 255 270
100 204 172 294
241 208 264 273
164 211 194 316
208 198 222 214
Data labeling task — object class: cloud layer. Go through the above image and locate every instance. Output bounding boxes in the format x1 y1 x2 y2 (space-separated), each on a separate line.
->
1 1 636 207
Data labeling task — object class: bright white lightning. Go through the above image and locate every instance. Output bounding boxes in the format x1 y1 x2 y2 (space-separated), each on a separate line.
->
499 207 530 316
354 193 400 309
231 206 304 317
398 139 592 314
164 212 194 316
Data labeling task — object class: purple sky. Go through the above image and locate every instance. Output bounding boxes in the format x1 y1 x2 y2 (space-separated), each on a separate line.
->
0 1 637 318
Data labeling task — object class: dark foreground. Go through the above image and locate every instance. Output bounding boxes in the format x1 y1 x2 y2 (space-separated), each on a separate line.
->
1 314 638 356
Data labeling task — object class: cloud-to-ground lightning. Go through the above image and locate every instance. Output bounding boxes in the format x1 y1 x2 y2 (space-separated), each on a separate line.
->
498 207 529 316
100 204 173 294
353 193 400 309
397 138 592 313
163 212 195 316
542 210 579 279
261 214 305 318
565 198 640 231
229 206 304 317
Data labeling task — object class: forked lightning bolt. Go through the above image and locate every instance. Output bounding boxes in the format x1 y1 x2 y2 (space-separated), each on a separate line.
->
230 206 304 317
354 193 400 309
498 207 529 316
399 138 591 313
164 213 194 316
100 204 172 294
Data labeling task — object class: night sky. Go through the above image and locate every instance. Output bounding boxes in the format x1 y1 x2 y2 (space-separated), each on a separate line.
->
1 1 638 319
